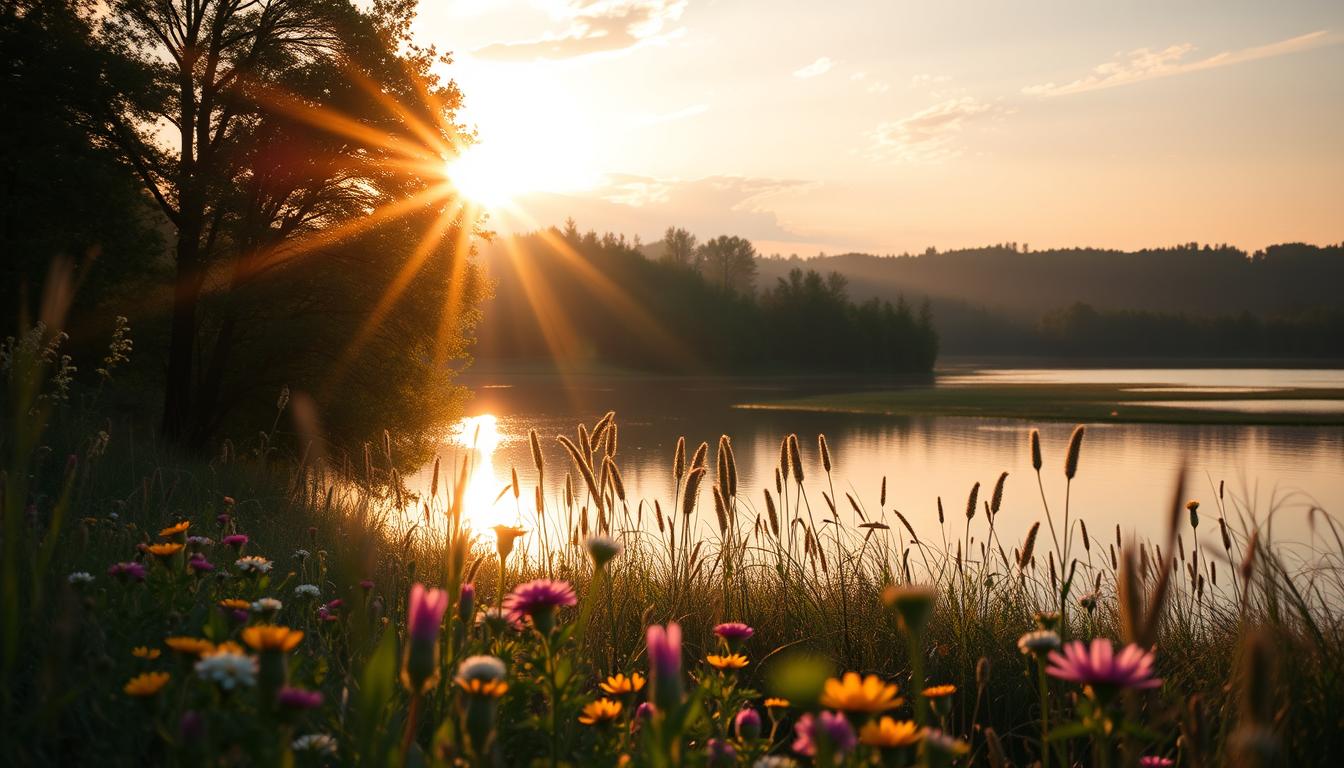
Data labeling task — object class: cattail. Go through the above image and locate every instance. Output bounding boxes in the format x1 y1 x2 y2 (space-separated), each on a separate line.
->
965 482 980 521
774 467 782 495
1109 544 1117 570
1219 479 1225 500
1030 429 1042 471
691 441 709 471
894 510 918 542
779 437 790 481
580 505 589 536
511 468 520 500
1080 519 1090 552
712 484 728 534
724 437 738 498
764 490 779 537
1219 517 1232 551
1094 572 1103 594
716 438 730 491
1115 524 1122 550
606 423 618 457
990 471 1007 517
607 459 626 502
976 656 991 691
1049 555 1058 591
673 436 686 481
654 500 665 533
430 456 440 498
564 474 574 509
1019 522 1039 567
818 434 832 473
1240 530 1258 584
557 436 601 511
846 493 866 522
578 423 592 461
1064 425 1085 480
529 429 544 481
535 486 543 515
937 496 944 524
682 466 706 519
880 477 887 507
787 433 805 483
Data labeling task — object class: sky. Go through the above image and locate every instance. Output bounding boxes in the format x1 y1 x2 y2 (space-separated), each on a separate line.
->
413 1 1344 256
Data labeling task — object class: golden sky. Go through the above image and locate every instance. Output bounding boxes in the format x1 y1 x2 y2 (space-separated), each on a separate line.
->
415 1 1344 255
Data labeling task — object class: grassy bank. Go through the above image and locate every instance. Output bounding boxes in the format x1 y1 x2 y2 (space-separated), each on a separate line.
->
740 382 1344 426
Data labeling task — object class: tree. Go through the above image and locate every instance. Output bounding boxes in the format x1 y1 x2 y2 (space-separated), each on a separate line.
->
95 0 484 452
695 234 758 294
661 226 696 267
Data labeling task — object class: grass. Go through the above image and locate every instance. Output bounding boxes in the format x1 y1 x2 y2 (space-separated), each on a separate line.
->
740 382 1344 426
5 323 1343 766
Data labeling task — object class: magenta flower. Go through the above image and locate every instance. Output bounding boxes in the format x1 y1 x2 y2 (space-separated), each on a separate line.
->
647 622 683 711
408 583 448 644
792 711 856 758
1047 639 1162 692
706 738 737 767
222 534 248 549
734 706 763 740
359 579 375 591
230 609 249 623
324 599 343 611
216 513 231 526
631 701 655 734
107 561 147 583
504 579 576 634
1139 758 1175 767
187 555 215 574
277 687 324 710
714 622 755 641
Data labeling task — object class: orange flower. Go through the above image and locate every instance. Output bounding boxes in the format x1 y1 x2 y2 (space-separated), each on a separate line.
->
456 678 509 697
131 646 161 660
922 684 957 699
706 653 749 670
219 598 251 610
159 521 191 538
764 697 791 709
859 717 923 749
599 672 645 695
242 625 304 653
124 671 171 697
821 672 903 713
146 542 184 558
578 698 622 725
164 637 215 656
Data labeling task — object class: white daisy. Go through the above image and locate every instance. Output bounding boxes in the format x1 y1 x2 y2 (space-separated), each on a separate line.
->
194 649 258 689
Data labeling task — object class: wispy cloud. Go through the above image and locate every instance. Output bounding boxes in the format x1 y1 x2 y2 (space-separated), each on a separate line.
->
637 103 709 125
909 73 952 89
1023 30 1337 97
472 0 686 61
868 97 1005 162
793 57 835 78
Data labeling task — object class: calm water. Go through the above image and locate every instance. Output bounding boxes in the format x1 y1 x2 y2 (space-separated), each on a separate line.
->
407 368 1344 558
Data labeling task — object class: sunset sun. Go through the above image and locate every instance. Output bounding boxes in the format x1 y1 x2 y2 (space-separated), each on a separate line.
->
444 144 519 208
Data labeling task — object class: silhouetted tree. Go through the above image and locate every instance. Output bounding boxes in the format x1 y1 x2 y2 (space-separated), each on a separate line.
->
661 226 697 268
696 234 758 294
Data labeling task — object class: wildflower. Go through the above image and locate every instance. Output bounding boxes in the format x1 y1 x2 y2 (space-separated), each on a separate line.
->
456 655 509 751
476 606 523 633
235 555 272 575
578 698 623 725
858 717 922 749
293 548 311 560
1187 500 1200 529
706 738 737 767
764 697 791 710
146 542 184 560
132 646 161 660
456 656 508 689
923 684 956 716
186 535 212 548
292 734 337 755
1033 610 1061 631
219 598 251 611
165 637 215 656
647 622 683 712
222 496 236 506
1018 630 1061 656
600 672 645 695
67 571 94 585
881 584 937 635
251 597 282 613
492 524 527 564
585 534 622 568
277 686 323 710
403 583 448 694
1140 758 1175 768
504 579 576 635
457 582 475 623
294 584 321 599
1079 591 1099 612
714 621 754 652
242 625 304 653
360 578 375 591
1047 639 1162 695
707 653 749 671
159 521 191 539
735 707 763 740
792 711 856 759
222 533 248 549
820 673 903 713
187 555 214 574
195 648 258 690
107 560 143 581
216 513 232 527
923 728 971 761
124 671 171 697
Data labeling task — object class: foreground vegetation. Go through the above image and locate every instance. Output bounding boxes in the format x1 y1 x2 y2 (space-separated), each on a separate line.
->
5 322 1341 767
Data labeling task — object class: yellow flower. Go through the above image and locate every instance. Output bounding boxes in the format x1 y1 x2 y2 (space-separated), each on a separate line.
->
600 672 645 695
242 624 304 653
219 598 251 610
131 646 161 660
859 717 923 749
159 521 191 538
214 640 245 655
164 637 215 656
456 678 509 698
764 697 791 709
578 698 623 725
922 684 956 699
146 542 184 558
124 671 171 697
820 672 904 713
706 653 749 670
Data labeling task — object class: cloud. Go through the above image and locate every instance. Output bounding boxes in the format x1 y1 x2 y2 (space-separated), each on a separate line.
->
472 0 687 61
909 73 952 89
637 103 709 125
1023 30 1337 97
868 97 1003 162
793 57 835 78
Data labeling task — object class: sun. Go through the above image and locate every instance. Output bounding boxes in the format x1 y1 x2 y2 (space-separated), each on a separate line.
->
444 144 520 208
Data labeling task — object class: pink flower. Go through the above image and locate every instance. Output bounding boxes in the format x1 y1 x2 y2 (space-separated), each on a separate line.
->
706 738 737 767
408 583 448 643
187 555 215 574
1047 639 1162 691
222 534 248 549
713 622 755 641
277 687 324 710
404 583 448 694
792 711 856 758
734 706 762 740
504 579 576 634
107 561 147 582
1139 758 1175 767
647 622 683 711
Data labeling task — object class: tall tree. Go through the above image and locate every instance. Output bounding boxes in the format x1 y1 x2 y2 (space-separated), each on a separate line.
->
95 0 483 451
661 226 696 267
695 234 757 294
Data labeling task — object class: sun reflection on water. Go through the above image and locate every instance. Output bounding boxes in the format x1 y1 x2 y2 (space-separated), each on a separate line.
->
448 414 521 534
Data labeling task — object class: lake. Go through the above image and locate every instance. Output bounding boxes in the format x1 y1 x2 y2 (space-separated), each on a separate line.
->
406 367 1344 563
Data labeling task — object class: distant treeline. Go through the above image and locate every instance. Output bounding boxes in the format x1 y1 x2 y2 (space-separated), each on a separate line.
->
475 222 938 374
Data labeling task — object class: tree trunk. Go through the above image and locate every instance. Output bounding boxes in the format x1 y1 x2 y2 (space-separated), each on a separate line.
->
161 222 203 447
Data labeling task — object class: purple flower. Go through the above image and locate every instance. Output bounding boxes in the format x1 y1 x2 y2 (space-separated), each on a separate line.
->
1047 639 1162 692
714 622 754 640
222 534 248 549
647 622 683 712
108 561 148 583
504 579 576 634
230 609 249 623
631 701 656 734
187 555 215 574
706 738 737 767
216 513 231 526
792 711 856 759
179 710 205 741
735 706 763 740
359 579 375 591
1139 759 1174 768
324 599 343 611
408 583 448 644
458 582 475 622
277 686 324 710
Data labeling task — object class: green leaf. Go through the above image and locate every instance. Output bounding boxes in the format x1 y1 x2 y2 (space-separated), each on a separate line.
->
1046 721 1093 742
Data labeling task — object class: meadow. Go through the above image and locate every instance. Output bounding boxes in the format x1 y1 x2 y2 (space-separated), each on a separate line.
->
4 322 1340 767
